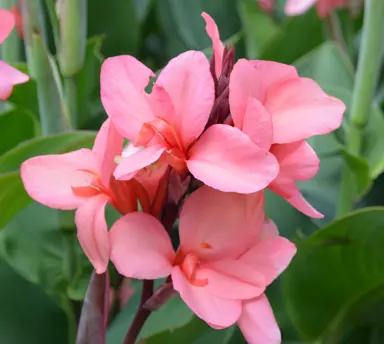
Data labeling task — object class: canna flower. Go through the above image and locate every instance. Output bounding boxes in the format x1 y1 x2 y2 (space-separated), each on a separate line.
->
257 0 274 12
21 119 154 273
100 51 279 194
110 186 296 343
203 13 346 218
0 8 29 100
285 0 362 18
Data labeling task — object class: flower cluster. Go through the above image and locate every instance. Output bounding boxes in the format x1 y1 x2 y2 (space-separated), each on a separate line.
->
0 9 29 100
21 12 345 344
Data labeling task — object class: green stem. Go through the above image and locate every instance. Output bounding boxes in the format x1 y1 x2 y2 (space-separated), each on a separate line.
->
338 0 384 217
61 297 77 344
64 77 78 129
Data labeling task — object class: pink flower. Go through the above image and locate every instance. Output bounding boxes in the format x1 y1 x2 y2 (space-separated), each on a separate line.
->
0 8 29 100
285 0 360 17
109 186 296 343
257 0 275 12
100 51 279 194
21 119 146 273
203 13 346 218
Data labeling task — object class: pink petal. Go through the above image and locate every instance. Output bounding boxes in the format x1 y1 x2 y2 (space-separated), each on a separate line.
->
285 0 317 16
155 51 214 149
229 59 297 129
114 144 165 181
0 60 30 100
110 212 175 279
257 0 275 11
259 219 280 240
238 295 281 344
269 180 323 218
76 194 110 274
197 260 266 300
271 141 319 182
201 12 224 77
0 9 14 44
239 236 296 285
187 124 279 194
148 84 175 125
179 186 265 261
100 55 156 140
172 266 242 328
267 78 346 144
21 149 99 210
241 96 273 150
92 119 124 186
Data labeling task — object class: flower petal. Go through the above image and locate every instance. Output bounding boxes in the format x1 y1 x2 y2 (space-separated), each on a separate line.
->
197 260 266 300
285 0 317 16
259 219 279 240
92 119 124 186
100 55 156 140
155 51 214 149
239 236 296 285
75 194 110 274
267 78 346 144
187 124 279 194
0 60 30 100
110 212 175 279
238 294 281 344
271 141 319 182
201 12 224 77
229 59 297 129
21 149 99 210
172 266 242 328
269 180 323 218
0 9 14 44
114 144 165 181
242 96 273 150
179 186 265 261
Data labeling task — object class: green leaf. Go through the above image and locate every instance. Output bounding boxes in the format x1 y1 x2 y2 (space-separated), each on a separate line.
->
0 107 39 155
238 0 280 59
106 281 194 343
260 9 324 64
146 316 235 344
88 0 140 57
0 259 68 344
0 202 91 301
283 207 384 340
77 37 104 128
0 131 96 173
157 0 242 57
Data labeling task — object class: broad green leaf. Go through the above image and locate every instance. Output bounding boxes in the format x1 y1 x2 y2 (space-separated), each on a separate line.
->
0 131 96 173
88 0 140 57
238 0 280 59
0 202 92 301
146 316 235 344
107 281 194 343
0 108 39 155
283 208 384 340
157 0 242 57
0 259 68 344
261 9 324 64
77 37 104 128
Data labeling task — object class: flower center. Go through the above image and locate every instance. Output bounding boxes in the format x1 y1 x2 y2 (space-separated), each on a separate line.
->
71 169 107 197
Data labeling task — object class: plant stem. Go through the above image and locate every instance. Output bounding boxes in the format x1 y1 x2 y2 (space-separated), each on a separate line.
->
326 11 348 55
64 77 78 128
123 280 154 344
337 0 384 216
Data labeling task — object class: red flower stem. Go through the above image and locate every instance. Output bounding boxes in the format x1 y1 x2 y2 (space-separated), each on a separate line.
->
123 279 154 344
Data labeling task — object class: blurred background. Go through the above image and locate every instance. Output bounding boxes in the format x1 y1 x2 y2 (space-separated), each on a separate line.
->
1 0 384 343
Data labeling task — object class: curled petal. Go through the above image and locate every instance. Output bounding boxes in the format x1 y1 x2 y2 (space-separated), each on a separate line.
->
238 295 281 344
202 12 224 77
21 149 99 210
187 124 279 194
110 212 175 279
172 266 242 328
76 194 110 274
